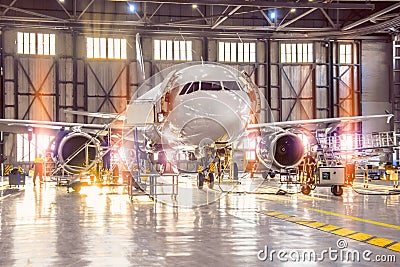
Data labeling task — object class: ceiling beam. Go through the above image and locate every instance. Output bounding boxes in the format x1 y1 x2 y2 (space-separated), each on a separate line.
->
1 0 18 16
0 3 67 22
342 2 400 30
277 8 318 31
55 0 72 19
110 0 374 10
211 5 241 30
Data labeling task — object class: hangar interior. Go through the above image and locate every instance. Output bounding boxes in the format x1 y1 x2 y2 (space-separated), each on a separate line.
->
0 0 399 163
0 1 400 266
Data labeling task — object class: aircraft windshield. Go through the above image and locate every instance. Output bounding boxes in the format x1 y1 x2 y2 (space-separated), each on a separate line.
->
179 80 239 95
201 81 223 91
222 81 241 90
179 82 200 95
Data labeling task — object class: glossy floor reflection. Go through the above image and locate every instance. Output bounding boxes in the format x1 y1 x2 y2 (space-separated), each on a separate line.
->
0 176 399 266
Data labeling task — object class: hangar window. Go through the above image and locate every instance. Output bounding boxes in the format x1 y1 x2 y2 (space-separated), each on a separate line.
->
17 32 55 55
16 133 54 162
218 42 256 63
153 39 193 61
280 43 313 63
339 44 352 64
86 37 127 60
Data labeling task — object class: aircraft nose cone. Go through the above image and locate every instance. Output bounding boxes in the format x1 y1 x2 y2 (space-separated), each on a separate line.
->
163 91 251 146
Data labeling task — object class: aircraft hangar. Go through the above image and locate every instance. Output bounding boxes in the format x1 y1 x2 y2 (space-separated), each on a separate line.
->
0 0 400 266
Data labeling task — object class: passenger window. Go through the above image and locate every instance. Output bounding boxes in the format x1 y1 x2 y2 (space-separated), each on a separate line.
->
201 81 222 91
222 81 241 90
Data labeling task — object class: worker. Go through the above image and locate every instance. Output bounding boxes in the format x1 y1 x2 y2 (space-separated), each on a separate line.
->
32 154 45 186
101 135 111 171
197 165 205 189
53 126 69 158
0 153 6 164
207 160 216 189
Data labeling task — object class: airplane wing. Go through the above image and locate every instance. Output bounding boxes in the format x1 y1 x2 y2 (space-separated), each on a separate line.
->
0 118 107 134
63 110 125 120
247 114 394 131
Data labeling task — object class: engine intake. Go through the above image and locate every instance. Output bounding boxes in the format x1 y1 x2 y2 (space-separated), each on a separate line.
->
58 132 99 174
257 131 305 169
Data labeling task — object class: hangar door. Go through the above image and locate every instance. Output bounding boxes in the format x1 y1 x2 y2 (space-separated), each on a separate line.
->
269 41 360 122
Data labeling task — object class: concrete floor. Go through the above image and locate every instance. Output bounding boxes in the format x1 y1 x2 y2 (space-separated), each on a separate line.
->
0 175 399 267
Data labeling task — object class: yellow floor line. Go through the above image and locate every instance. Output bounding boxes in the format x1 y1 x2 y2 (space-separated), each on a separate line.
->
387 243 400 252
331 228 357 236
307 207 400 230
367 237 396 247
304 221 326 228
259 209 400 253
319 224 340 232
347 232 373 241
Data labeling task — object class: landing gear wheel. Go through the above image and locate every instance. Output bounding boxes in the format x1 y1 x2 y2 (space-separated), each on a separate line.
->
301 185 311 195
331 185 343 196
197 172 205 189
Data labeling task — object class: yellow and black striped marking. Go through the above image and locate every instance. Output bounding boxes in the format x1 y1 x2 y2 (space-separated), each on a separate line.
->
259 210 400 253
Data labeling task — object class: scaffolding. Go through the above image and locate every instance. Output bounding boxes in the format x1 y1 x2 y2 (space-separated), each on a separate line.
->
319 131 397 152
126 127 179 201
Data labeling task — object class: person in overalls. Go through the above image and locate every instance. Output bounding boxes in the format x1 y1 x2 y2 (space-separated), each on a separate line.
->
32 154 45 186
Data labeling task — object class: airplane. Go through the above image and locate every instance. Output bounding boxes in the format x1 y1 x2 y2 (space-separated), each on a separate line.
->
121 62 393 176
0 61 393 189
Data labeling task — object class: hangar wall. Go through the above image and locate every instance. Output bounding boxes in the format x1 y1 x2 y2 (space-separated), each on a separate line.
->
361 40 392 134
0 27 395 164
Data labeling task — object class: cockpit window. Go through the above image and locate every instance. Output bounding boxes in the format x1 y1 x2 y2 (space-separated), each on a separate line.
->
179 82 200 95
188 82 200 94
179 82 192 95
179 80 240 95
222 81 241 90
201 81 223 91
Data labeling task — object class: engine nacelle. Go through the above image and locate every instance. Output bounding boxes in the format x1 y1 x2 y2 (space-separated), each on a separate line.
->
58 132 100 174
256 131 305 169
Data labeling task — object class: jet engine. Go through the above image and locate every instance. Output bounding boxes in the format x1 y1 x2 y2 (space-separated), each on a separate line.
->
256 130 305 169
57 132 100 174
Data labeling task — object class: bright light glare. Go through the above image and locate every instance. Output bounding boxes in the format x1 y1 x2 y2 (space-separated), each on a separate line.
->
128 4 135 13
290 8 296 13
299 134 309 148
341 134 354 151
270 12 276 20
192 4 198 9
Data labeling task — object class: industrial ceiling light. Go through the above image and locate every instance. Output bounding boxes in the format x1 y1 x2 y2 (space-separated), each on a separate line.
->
290 8 296 13
192 4 198 9
270 11 276 20
128 3 136 13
